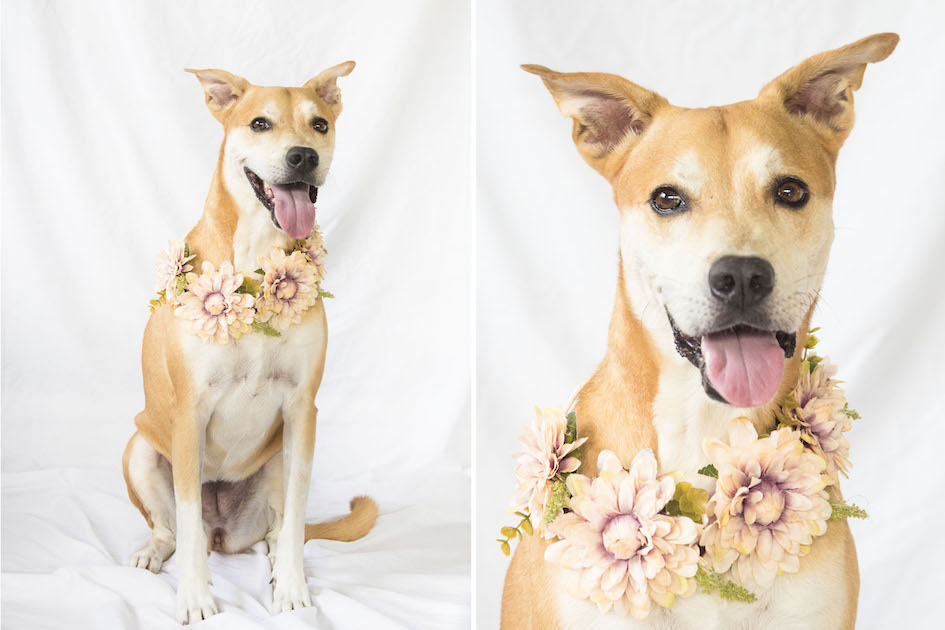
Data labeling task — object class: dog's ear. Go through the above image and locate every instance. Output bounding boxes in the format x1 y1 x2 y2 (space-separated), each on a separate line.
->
522 65 670 179
758 33 898 149
185 69 250 122
304 61 356 115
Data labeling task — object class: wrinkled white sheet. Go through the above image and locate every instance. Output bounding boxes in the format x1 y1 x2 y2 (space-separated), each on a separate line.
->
1 0 470 628
1 466 469 630
476 1 945 627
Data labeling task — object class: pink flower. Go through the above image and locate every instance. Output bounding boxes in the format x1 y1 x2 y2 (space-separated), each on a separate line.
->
700 418 831 588
301 227 327 282
174 261 255 343
255 248 319 332
784 358 852 483
509 407 587 536
155 240 195 300
544 449 701 619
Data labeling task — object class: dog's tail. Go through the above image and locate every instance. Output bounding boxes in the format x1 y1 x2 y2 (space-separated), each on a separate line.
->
304 496 379 542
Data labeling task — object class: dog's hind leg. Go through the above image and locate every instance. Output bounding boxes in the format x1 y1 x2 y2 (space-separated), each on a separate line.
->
124 432 177 573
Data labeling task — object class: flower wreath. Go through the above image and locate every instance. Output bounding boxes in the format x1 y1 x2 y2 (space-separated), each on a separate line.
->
149 227 332 344
499 330 867 619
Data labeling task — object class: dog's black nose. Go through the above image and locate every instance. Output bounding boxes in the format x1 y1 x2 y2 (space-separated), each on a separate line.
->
285 146 319 173
708 256 774 309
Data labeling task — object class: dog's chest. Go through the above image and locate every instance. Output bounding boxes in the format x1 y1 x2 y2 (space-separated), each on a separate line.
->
179 307 326 480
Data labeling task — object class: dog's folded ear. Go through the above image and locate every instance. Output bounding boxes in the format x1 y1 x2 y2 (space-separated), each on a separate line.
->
758 33 898 149
522 65 670 179
185 69 250 122
304 61 356 116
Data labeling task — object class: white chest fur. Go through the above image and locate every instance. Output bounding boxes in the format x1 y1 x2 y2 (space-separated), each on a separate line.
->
178 306 326 481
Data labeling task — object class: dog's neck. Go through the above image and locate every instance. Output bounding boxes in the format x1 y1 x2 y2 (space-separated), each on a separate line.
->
185 148 295 272
574 248 810 491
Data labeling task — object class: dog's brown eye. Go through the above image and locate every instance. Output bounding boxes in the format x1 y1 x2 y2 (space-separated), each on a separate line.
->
650 186 686 215
312 117 329 134
774 177 809 208
250 117 272 132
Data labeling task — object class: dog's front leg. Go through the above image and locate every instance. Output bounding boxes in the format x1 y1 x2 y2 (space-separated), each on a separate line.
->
172 411 217 624
271 397 317 613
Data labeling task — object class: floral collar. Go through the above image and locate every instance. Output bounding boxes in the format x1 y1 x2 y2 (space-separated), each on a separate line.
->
149 227 331 344
500 331 867 619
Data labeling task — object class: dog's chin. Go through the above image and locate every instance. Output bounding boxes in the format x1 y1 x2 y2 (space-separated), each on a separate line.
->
667 312 796 408
244 168 320 238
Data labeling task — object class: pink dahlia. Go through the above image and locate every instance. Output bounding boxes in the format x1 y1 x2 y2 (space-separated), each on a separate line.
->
155 240 195 300
783 358 852 483
174 261 255 343
544 449 701 619
255 248 319 332
700 418 831 588
509 407 587 536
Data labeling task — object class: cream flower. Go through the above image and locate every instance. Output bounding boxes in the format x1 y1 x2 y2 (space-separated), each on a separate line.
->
700 418 831 589
174 261 255 344
509 407 587 536
783 358 852 483
155 240 195 300
544 449 701 619
255 248 319 332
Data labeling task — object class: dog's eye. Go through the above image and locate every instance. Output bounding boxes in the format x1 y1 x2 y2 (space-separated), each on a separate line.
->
312 117 329 134
650 186 686 215
774 177 809 208
250 117 272 132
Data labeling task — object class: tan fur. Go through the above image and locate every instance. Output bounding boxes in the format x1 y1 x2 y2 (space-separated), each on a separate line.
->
504 34 896 629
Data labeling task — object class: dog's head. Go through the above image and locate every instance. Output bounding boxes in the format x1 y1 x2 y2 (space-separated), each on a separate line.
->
525 33 897 408
187 62 355 239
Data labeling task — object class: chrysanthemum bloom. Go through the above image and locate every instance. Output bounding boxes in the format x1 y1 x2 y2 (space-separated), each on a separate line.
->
509 407 587 536
700 418 831 588
174 261 255 343
155 240 196 300
783 358 852 483
255 248 319 332
544 449 701 619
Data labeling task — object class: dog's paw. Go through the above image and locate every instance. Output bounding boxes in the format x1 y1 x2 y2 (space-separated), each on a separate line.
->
176 579 218 625
128 539 173 574
271 570 313 614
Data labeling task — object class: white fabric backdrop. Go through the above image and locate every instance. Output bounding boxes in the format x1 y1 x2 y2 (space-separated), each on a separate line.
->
1 1 470 628
477 1 945 628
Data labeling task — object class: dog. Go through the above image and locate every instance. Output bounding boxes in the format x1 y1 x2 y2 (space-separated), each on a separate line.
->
122 62 378 624
502 33 898 629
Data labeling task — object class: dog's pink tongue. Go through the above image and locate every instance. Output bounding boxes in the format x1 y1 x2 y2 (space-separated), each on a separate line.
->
271 183 315 239
701 329 784 408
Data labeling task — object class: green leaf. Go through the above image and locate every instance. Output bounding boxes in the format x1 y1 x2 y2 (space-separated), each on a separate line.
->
175 274 188 296
698 464 719 478
499 540 511 556
695 567 757 603
317 288 335 299
805 333 820 350
543 479 570 523
237 277 261 296
519 518 533 536
565 411 578 444
665 481 707 523
830 501 868 520
500 526 519 539
183 242 190 258
807 355 823 373
251 321 282 337
841 403 861 420
254 268 265 275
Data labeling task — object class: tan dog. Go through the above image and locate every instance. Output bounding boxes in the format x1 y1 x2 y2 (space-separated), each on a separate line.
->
122 62 377 624
502 34 898 629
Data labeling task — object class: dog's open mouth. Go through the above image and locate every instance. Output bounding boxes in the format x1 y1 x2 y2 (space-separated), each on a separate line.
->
244 168 318 239
669 314 796 408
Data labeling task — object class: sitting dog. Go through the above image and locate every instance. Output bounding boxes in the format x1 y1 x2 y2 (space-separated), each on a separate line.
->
502 33 898 629
122 62 377 624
